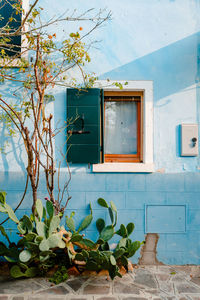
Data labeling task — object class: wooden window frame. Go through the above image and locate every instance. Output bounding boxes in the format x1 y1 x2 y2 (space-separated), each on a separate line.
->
104 90 143 163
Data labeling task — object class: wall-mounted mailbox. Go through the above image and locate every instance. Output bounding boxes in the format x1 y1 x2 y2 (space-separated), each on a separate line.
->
181 124 198 156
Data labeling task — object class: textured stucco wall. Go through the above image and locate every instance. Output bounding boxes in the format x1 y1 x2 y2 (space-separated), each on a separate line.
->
1 0 200 264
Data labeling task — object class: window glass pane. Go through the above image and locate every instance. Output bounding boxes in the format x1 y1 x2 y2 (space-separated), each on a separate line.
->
105 101 137 154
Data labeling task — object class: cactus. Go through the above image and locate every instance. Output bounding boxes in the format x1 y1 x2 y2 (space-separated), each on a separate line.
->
19 250 32 263
0 191 6 204
0 192 142 281
46 200 54 218
39 238 49 251
3 203 19 223
36 199 43 221
0 225 10 244
10 265 25 278
96 218 105 233
36 221 47 237
49 215 60 235
126 222 135 236
97 198 109 208
70 233 83 242
100 225 114 242
10 265 38 278
77 214 93 233
17 215 33 235
47 233 65 249
66 212 75 232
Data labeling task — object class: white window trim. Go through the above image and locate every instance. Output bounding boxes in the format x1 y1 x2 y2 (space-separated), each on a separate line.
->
0 0 29 67
92 80 154 173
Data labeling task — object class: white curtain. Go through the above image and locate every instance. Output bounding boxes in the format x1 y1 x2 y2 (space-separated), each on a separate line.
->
105 101 137 154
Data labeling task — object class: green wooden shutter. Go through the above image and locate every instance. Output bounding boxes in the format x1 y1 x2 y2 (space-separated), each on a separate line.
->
67 88 103 164
0 0 21 57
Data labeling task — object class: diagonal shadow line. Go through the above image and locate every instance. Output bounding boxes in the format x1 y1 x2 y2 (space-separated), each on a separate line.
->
100 32 200 102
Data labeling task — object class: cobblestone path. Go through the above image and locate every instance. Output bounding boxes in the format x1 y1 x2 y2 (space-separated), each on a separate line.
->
0 266 200 299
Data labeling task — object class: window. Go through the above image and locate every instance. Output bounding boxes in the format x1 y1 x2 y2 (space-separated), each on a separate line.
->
0 0 28 65
66 80 154 172
104 91 142 163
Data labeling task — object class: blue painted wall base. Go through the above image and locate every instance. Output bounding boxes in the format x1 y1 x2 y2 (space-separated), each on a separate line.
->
1 171 200 265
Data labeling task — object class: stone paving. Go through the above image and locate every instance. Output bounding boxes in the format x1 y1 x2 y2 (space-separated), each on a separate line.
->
0 266 200 300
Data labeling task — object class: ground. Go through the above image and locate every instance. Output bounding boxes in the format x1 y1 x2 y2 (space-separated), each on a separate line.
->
0 266 200 299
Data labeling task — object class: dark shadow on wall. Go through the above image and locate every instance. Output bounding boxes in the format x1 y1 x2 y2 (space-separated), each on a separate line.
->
100 32 200 102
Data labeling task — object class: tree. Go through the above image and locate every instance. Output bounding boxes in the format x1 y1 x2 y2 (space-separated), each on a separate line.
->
0 0 111 215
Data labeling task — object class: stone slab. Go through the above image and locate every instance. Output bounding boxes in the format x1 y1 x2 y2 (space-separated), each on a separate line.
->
83 284 110 295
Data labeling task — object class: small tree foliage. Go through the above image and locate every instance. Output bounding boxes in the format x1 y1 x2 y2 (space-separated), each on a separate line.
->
0 0 111 213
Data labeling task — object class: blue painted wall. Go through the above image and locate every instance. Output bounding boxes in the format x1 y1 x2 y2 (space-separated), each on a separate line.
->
1 0 200 264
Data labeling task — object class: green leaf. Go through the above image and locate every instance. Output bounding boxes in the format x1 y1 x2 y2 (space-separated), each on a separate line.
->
110 254 116 265
4 203 19 223
4 256 18 263
0 205 6 213
66 215 75 232
97 198 109 208
114 248 125 259
108 207 114 224
35 236 43 243
10 265 25 278
17 223 26 235
36 221 47 237
36 199 43 221
130 241 141 253
79 238 96 249
121 255 128 266
86 260 98 271
110 201 117 212
48 233 65 249
26 242 39 252
100 225 114 242
96 218 105 233
0 242 8 255
39 239 49 251
25 233 37 241
77 214 92 232
70 233 83 242
113 211 117 227
75 253 85 261
21 215 33 232
49 215 60 234
82 249 89 259
120 224 127 238
126 223 135 236
43 207 47 221
0 191 6 204
96 238 104 245
126 241 141 258
0 225 7 238
46 200 54 218
118 238 127 248
19 250 32 263
25 267 38 277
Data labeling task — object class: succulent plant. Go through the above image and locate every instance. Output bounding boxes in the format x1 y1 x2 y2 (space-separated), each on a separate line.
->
0 192 143 281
